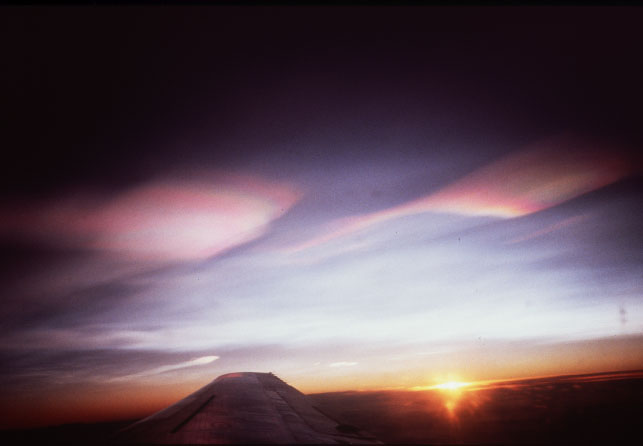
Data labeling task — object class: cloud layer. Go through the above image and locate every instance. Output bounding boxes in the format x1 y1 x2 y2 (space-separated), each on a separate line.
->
1 172 300 261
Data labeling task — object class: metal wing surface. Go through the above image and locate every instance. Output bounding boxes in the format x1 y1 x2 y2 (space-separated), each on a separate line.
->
112 372 381 444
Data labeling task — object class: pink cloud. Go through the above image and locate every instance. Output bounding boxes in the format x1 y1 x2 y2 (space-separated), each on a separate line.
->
1 172 300 261
287 135 634 253
420 136 631 217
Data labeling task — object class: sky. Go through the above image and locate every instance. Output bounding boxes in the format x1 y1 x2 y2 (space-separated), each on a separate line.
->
0 6 642 428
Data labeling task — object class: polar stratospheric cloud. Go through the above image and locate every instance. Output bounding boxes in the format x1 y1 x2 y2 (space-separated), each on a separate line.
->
0 6 642 430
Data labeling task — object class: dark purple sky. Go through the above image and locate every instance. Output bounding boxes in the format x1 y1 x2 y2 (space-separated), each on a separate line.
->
1 6 642 428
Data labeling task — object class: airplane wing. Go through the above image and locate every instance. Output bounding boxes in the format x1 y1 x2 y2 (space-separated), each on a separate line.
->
111 372 381 444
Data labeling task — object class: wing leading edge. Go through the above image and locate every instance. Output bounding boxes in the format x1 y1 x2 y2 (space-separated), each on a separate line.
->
112 372 381 444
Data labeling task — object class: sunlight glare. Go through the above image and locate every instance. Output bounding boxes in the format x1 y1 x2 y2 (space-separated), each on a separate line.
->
433 381 472 391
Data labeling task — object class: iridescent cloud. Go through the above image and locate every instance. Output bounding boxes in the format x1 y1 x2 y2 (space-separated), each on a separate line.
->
422 136 631 217
287 136 632 253
1 172 300 261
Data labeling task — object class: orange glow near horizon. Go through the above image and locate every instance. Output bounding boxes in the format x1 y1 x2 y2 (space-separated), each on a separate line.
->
3 369 642 430
422 381 474 418
2 332 642 430
409 378 473 392
430 381 473 419
403 369 643 423
431 381 473 391
0 379 207 430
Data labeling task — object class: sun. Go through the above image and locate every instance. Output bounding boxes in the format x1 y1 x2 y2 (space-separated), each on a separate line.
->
408 380 474 392
432 381 471 391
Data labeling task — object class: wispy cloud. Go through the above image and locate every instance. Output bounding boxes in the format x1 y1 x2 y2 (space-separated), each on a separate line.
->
111 355 219 382
285 135 632 254
329 361 358 368
0 172 300 261
507 214 589 244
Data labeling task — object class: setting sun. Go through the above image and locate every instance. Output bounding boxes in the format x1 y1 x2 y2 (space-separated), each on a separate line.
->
1 6 643 443
433 381 472 391
409 380 474 392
